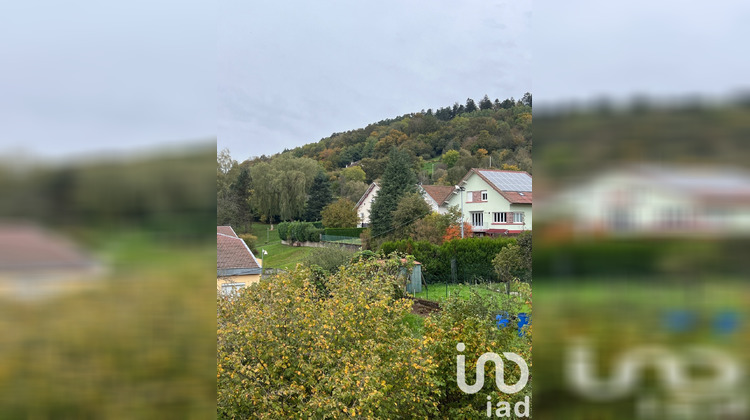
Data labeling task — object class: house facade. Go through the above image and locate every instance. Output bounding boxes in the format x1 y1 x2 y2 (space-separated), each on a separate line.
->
354 182 380 228
544 165 750 237
443 169 532 237
419 184 455 215
217 225 262 294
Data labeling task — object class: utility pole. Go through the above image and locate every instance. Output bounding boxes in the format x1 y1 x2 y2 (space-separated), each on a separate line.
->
457 185 466 238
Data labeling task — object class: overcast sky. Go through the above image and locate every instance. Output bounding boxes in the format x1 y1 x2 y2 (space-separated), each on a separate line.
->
535 0 750 106
218 0 532 161
0 0 215 162
3 1 748 162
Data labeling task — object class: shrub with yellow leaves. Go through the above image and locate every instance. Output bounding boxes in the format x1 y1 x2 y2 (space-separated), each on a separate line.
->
217 255 532 419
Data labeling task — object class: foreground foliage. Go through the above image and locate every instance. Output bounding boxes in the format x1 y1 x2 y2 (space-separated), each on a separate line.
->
217 257 531 419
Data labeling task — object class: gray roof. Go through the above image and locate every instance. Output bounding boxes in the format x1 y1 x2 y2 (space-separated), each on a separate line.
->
477 170 532 192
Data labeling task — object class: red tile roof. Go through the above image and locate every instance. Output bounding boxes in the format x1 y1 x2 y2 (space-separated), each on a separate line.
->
217 231 260 271
217 226 238 238
498 191 533 204
0 224 94 271
421 185 455 205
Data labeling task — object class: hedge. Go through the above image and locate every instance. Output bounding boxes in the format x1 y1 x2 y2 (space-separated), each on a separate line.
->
380 237 517 283
277 221 322 243
323 227 366 238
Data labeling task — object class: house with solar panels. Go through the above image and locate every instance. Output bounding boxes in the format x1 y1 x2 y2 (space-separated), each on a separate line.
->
544 164 750 237
443 169 532 236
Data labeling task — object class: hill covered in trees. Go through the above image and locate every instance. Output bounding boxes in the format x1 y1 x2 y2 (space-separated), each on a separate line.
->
218 94 532 227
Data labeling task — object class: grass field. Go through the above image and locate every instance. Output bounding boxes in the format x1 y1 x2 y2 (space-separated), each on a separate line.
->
415 282 513 301
241 223 314 270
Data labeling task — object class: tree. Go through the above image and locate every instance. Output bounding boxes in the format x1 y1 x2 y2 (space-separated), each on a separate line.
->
465 98 478 113
339 180 369 203
493 243 524 295
516 231 532 282
521 92 532 107
479 94 493 110
249 162 280 225
441 150 460 169
369 148 417 237
411 206 461 244
340 166 366 183
303 172 333 221
229 167 252 231
321 198 358 228
391 193 432 236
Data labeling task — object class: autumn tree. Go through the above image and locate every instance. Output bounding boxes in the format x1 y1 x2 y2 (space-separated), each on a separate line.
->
391 192 432 236
321 198 358 228
441 150 460 169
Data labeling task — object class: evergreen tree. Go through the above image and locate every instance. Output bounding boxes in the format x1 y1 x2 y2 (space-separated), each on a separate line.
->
304 172 333 221
369 148 417 237
479 94 493 110
465 98 478 113
521 92 532 107
230 167 253 231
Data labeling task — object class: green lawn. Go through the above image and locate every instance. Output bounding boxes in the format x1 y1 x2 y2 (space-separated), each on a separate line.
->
260 242 314 270
414 282 531 312
415 282 508 302
239 223 314 270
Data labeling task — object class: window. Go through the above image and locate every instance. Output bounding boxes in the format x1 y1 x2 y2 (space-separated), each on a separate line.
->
221 283 245 295
514 212 524 223
481 191 488 201
493 212 507 223
471 211 484 227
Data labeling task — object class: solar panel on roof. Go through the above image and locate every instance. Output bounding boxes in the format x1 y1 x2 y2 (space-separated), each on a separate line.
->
479 170 532 192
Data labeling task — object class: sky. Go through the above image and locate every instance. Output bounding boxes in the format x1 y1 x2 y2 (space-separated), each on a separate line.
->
2 1 748 162
534 0 750 106
0 0 216 162
218 0 533 161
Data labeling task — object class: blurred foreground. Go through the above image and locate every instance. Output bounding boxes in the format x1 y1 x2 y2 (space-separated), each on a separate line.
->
534 97 750 419
0 145 216 418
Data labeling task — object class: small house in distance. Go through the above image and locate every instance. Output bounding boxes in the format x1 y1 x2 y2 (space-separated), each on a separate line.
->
217 226 261 294
355 182 380 228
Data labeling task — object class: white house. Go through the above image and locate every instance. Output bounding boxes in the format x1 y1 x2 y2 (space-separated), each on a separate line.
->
542 164 750 237
356 183 455 226
443 169 533 237
354 182 380 228
419 184 455 214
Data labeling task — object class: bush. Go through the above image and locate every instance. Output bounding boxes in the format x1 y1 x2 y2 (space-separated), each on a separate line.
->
238 233 259 255
217 260 440 418
279 221 322 243
277 222 289 241
217 257 532 418
302 246 355 274
380 237 520 284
